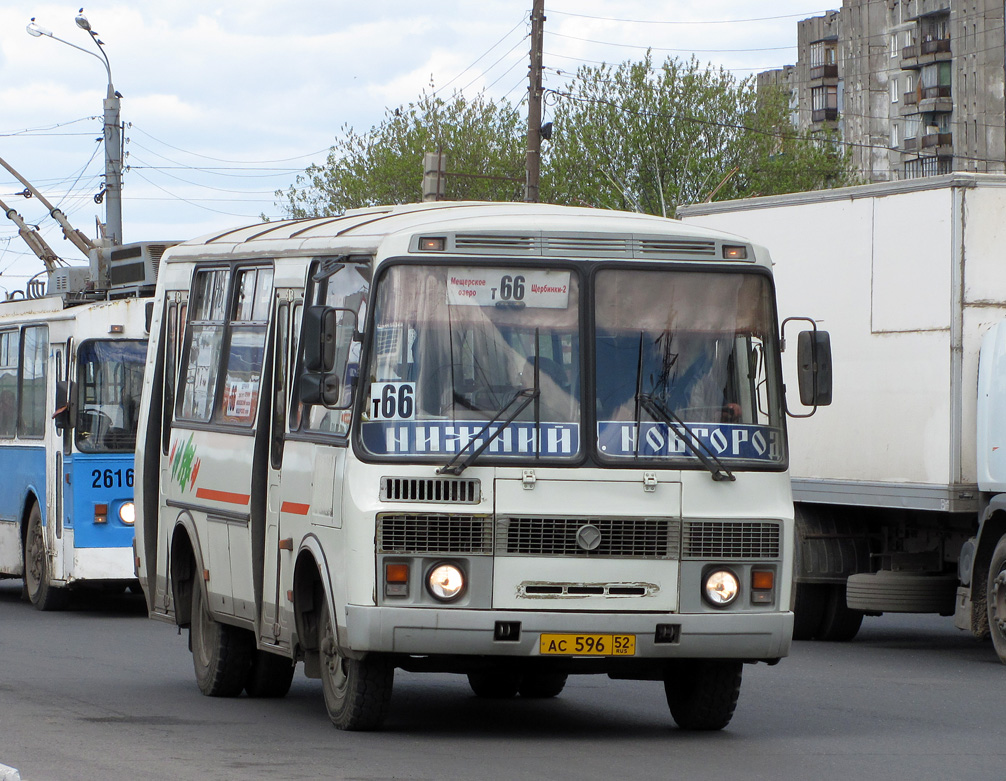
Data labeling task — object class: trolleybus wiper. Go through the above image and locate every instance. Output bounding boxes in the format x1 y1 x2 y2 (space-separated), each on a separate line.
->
637 393 736 482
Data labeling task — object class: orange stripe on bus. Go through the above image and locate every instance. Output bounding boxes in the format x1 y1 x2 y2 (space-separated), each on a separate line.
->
195 488 250 505
281 502 311 515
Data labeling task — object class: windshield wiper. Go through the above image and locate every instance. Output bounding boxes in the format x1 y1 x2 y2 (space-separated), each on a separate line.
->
437 386 540 476
637 393 736 482
438 329 543 476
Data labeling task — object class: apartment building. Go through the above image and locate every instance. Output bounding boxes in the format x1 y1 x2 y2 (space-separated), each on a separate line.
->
759 0 1006 181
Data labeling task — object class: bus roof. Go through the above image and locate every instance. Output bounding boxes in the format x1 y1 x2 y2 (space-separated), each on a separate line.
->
162 202 766 266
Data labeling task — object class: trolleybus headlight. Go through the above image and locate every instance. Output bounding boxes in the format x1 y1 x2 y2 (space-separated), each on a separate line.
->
703 569 739 607
118 502 136 526
426 562 465 602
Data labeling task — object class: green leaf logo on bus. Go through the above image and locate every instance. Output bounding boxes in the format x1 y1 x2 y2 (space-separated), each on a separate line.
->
169 433 201 492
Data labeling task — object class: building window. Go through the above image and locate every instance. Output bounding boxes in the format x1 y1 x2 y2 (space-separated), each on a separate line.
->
891 77 899 103
891 123 900 148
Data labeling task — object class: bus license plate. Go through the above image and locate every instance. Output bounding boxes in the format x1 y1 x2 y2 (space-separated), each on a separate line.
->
539 633 636 656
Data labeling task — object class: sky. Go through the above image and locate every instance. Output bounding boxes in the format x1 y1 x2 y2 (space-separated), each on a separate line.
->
0 1 832 290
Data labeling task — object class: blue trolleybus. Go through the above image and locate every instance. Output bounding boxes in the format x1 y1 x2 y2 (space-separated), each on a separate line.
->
0 294 150 609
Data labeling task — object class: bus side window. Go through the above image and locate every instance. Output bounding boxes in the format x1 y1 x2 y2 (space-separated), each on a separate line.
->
0 330 17 438
271 300 290 468
179 269 228 422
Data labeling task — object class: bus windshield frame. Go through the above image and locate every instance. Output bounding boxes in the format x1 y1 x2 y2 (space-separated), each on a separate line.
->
354 259 785 471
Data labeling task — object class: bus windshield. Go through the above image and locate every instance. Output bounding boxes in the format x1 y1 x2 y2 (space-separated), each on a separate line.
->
75 339 147 453
360 264 581 461
594 268 784 466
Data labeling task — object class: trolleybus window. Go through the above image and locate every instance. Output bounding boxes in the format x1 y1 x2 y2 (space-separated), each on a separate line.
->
0 330 16 437
359 264 580 460
75 339 147 453
19 325 47 439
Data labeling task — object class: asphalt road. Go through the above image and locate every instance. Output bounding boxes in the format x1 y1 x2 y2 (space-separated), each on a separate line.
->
0 579 1002 781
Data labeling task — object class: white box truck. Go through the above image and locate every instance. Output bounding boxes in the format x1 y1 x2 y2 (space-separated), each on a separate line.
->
680 173 1006 662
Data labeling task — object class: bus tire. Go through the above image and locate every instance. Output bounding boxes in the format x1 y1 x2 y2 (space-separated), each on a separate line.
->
245 649 295 698
320 601 393 730
190 583 252 697
24 504 68 611
664 660 743 731
518 672 568 698
987 536 1006 664
467 671 521 698
792 583 828 640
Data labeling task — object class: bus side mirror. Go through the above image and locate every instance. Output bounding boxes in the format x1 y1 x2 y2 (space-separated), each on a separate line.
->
797 330 832 406
303 305 337 373
299 373 342 406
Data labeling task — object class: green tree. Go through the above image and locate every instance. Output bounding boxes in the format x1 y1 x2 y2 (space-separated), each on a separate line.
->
540 54 853 215
277 89 525 217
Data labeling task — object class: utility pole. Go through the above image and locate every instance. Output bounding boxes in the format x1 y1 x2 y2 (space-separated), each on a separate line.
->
524 0 545 203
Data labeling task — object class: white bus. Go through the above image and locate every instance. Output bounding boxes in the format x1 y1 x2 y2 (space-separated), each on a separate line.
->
135 202 829 730
0 295 150 609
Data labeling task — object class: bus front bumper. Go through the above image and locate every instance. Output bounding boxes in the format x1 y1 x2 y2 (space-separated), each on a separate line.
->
343 605 793 661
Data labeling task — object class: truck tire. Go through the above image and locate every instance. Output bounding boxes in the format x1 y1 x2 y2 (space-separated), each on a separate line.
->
816 584 864 641
664 660 742 731
320 601 393 730
792 583 828 640
986 536 1006 663
190 583 253 697
244 649 295 698
24 504 68 611
467 671 521 698
847 571 957 614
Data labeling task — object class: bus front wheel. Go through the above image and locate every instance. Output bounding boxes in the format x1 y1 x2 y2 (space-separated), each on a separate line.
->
320 601 393 730
664 660 743 731
190 583 252 697
24 504 68 611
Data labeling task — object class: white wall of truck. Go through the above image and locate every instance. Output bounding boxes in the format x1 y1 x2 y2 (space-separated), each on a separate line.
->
680 173 1006 661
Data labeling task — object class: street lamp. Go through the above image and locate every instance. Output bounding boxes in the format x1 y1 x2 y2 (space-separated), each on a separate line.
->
27 9 123 246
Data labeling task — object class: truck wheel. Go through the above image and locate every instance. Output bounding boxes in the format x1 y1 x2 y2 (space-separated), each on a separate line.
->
24 504 68 611
245 649 295 698
987 536 1006 663
320 601 393 730
467 671 521 698
190 583 252 697
847 571 958 614
792 583 828 640
518 672 568 698
664 660 743 731
816 584 864 641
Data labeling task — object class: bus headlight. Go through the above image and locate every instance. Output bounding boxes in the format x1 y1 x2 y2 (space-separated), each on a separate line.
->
703 569 739 607
118 502 136 526
426 562 465 602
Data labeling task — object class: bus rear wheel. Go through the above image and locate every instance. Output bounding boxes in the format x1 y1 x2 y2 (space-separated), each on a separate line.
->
320 601 393 730
245 649 295 698
190 583 252 697
664 660 743 731
24 504 68 611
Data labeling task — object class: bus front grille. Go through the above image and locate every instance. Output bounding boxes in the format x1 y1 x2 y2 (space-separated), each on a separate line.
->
377 513 493 554
496 517 680 559
380 476 480 504
681 521 781 559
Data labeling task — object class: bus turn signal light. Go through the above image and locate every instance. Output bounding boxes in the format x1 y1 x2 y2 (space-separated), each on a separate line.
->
385 563 409 597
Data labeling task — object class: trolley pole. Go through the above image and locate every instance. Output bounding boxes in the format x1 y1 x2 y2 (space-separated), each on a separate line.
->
524 0 545 203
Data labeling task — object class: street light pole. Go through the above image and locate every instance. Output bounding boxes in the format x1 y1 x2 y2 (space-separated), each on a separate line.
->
27 10 123 247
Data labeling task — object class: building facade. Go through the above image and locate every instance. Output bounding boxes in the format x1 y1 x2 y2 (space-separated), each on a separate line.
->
761 0 1006 181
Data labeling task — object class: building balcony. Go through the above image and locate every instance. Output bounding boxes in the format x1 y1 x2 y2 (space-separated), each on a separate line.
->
812 107 839 123
809 64 839 82
919 87 953 113
900 38 951 70
921 131 953 156
903 137 918 152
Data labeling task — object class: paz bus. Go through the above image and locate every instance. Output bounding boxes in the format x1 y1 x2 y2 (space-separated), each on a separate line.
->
134 201 830 730
0 294 150 609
